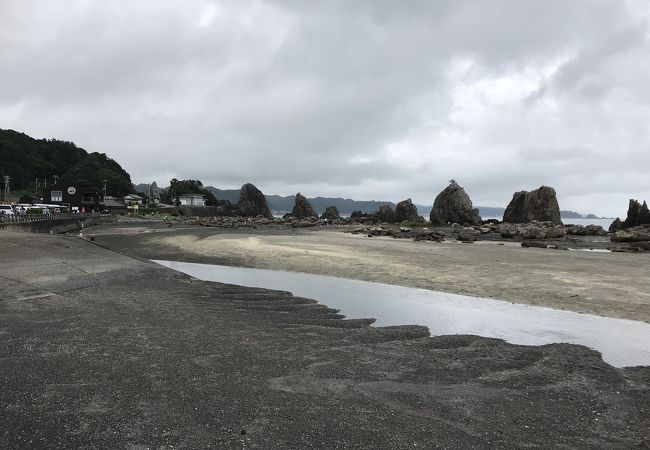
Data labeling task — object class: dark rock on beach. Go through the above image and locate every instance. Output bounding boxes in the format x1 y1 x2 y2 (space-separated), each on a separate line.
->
622 199 650 229
429 180 481 226
521 240 548 248
609 217 623 232
238 183 273 218
376 204 397 223
320 206 341 220
503 186 562 225
291 193 318 219
395 198 420 222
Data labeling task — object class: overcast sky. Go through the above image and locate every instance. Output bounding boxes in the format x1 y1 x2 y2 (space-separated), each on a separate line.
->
2 1 649 216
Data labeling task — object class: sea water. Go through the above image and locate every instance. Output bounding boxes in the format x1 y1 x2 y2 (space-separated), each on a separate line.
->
153 260 650 368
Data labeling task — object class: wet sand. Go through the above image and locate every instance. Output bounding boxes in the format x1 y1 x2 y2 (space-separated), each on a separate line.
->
92 222 650 322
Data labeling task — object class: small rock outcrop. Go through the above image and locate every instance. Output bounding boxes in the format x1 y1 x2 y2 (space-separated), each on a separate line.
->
395 199 420 222
320 206 341 220
238 183 272 218
429 180 481 226
566 224 607 236
610 227 650 242
621 199 650 229
376 204 397 223
503 186 562 225
609 218 623 232
291 193 318 219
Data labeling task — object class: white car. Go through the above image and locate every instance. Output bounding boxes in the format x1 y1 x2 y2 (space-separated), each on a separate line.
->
0 205 15 216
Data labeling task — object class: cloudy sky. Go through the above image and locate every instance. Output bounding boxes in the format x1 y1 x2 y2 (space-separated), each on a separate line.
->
2 1 649 216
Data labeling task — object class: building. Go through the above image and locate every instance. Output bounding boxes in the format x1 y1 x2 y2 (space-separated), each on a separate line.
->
123 194 144 206
44 183 101 212
101 196 128 214
177 194 207 206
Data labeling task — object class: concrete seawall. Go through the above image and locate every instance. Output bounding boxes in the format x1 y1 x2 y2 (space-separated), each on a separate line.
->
0 215 108 234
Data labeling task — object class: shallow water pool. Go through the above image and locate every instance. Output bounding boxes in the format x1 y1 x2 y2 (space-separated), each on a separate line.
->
154 260 650 368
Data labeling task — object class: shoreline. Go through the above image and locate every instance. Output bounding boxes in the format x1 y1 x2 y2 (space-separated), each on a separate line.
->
90 221 650 322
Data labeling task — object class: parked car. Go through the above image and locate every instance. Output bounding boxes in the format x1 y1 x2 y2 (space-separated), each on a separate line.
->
0 204 15 216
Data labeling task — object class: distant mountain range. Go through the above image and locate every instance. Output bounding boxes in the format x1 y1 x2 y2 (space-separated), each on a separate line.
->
133 183 609 219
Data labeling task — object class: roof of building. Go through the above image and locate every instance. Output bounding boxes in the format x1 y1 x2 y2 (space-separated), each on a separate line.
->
123 194 143 200
102 198 127 207
177 194 206 198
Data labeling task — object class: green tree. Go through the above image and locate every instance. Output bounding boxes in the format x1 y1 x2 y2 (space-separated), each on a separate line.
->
60 153 132 197
166 179 218 206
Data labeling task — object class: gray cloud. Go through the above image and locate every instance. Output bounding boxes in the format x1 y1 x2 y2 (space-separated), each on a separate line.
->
1 0 649 217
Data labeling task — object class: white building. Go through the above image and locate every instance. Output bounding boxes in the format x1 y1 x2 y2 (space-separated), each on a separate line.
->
177 194 207 206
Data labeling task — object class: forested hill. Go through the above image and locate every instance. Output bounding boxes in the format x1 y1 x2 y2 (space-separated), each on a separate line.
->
204 187 398 214
0 129 132 196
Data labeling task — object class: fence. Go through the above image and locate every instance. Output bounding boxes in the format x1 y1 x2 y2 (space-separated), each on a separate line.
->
0 212 103 224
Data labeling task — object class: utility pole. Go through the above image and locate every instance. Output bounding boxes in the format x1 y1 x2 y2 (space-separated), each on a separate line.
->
3 176 9 202
35 178 39 196
53 174 59 185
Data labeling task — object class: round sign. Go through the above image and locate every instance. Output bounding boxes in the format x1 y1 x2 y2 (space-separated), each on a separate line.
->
67 186 76 195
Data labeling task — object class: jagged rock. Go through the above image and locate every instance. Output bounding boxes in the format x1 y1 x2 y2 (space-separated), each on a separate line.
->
395 198 420 222
376 204 397 223
622 199 650 228
291 193 318 219
320 206 341 220
429 181 481 226
238 183 272 218
503 186 562 225
609 218 623 232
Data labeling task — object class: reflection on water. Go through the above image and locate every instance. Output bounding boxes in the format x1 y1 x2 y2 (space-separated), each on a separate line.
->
154 260 650 368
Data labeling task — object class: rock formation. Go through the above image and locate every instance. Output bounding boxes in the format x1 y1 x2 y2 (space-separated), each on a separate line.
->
429 180 481 226
238 183 272 218
320 206 341 220
376 204 397 223
395 198 420 222
290 193 318 219
503 186 562 225
609 218 623 232
620 199 650 229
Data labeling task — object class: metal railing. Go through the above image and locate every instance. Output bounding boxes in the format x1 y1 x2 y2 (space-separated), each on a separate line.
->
0 212 103 223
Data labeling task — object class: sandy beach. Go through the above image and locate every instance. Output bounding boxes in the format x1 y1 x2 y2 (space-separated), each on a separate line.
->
92 222 650 322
